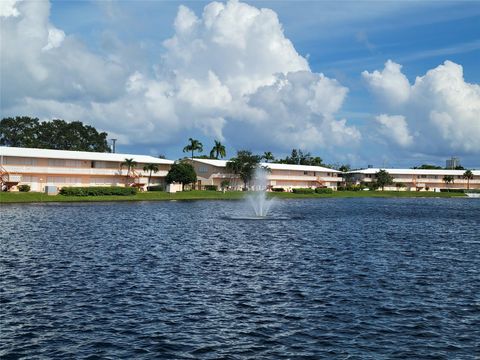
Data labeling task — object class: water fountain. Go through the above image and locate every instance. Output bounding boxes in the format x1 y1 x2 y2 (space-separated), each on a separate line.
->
247 167 275 217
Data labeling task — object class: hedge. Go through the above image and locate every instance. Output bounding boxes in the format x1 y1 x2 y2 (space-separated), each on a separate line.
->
440 189 465 193
59 186 137 196
147 185 164 192
292 188 315 194
338 184 365 191
18 184 31 192
204 185 218 191
315 187 333 194
271 187 285 192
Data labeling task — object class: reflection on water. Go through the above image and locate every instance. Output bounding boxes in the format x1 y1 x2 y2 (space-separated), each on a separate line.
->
1 198 479 359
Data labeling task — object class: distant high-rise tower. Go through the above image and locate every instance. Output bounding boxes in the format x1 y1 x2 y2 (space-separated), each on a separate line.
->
446 157 460 169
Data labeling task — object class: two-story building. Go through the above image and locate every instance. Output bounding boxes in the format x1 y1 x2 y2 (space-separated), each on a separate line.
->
0 147 174 192
347 168 480 191
187 158 342 190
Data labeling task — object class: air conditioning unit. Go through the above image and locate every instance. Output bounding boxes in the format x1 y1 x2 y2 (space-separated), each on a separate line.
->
44 186 58 195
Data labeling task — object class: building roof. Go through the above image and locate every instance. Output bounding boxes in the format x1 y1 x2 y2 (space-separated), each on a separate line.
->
0 146 173 164
261 162 340 173
348 168 480 176
189 158 229 167
189 158 340 172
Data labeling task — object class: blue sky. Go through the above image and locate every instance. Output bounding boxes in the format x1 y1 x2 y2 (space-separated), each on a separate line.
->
2 0 480 168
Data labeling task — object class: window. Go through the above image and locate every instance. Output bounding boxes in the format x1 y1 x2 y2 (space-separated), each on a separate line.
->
304 171 308 175
91 177 115 185
199 166 208 173
47 176 82 184
48 159 82 167
4 157 37 166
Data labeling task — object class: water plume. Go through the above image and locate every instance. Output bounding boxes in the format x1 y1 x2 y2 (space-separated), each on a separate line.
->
247 167 275 217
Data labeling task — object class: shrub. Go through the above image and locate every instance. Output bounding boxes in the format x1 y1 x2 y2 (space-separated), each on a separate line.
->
292 188 315 194
272 187 285 192
440 189 465 193
315 187 333 194
18 184 31 192
220 180 230 189
59 186 137 196
147 185 164 192
204 185 218 191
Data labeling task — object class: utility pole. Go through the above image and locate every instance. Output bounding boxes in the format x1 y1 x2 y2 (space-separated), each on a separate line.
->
111 139 117 153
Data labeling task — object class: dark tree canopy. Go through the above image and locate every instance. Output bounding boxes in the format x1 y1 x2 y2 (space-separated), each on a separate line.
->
0 116 111 152
375 169 394 190
226 150 261 189
413 164 442 170
276 149 324 166
166 163 197 190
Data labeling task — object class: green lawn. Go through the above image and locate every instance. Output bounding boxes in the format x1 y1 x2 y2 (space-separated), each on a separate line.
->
0 190 465 204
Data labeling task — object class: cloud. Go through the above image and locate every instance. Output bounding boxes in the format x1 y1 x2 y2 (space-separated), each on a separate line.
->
0 0 21 17
364 60 480 154
375 114 413 147
362 60 410 106
0 0 126 106
1 0 360 154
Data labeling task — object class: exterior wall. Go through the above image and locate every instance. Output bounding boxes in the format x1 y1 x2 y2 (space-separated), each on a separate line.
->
350 171 480 191
187 159 341 191
2 155 170 192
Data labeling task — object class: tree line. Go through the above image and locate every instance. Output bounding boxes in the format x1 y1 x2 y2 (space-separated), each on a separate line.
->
0 116 111 152
182 137 329 166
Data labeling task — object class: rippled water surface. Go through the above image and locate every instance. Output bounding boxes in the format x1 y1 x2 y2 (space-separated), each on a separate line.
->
1 198 479 359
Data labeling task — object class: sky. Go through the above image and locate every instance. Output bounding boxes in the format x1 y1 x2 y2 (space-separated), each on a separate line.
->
1 0 479 168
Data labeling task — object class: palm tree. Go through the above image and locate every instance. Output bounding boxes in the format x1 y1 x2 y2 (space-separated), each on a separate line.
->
262 151 274 163
463 170 473 190
209 140 226 159
443 175 454 190
143 163 159 189
183 138 203 159
121 158 137 185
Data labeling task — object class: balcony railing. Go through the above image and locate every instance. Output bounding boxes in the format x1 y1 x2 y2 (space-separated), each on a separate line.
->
2 165 168 178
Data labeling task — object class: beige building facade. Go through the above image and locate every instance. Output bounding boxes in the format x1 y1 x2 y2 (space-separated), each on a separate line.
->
0 147 173 192
348 168 480 191
187 158 342 190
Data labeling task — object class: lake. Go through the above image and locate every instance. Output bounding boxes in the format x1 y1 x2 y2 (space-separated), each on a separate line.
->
1 198 479 359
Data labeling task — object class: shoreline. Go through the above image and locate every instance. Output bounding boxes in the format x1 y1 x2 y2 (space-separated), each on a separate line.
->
0 190 466 204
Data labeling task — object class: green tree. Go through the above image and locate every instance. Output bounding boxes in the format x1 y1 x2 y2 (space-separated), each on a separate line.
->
413 164 442 170
220 179 230 191
463 170 473 189
443 175 454 189
209 140 226 159
0 116 39 147
396 182 405 191
0 117 110 152
262 151 274 163
277 149 324 166
338 165 353 189
226 150 261 190
165 162 197 190
375 169 394 191
143 163 159 189
121 158 137 185
183 138 203 159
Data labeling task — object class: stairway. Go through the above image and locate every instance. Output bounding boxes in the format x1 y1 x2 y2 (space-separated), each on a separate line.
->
0 166 21 191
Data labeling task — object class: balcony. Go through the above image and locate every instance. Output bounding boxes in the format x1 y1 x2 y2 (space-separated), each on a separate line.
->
2 165 169 178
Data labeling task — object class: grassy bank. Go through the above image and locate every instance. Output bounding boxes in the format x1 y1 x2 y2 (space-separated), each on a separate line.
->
0 190 466 204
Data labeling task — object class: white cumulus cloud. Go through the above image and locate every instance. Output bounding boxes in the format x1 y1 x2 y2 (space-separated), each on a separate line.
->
375 114 413 147
364 60 480 155
1 0 360 154
362 60 411 107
